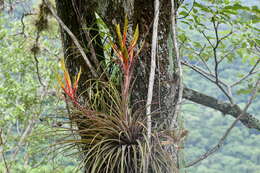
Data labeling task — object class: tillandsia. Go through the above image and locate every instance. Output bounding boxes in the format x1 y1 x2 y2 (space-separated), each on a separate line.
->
57 59 81 107
55 16 176 173
111 15 139 100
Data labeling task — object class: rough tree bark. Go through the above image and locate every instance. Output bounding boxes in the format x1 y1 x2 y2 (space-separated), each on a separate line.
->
54 0 182 132
53 0 260 171
54 0 260 129
54 0 182 171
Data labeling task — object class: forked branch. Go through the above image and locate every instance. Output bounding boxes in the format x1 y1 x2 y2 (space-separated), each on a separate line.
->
186 79 260 167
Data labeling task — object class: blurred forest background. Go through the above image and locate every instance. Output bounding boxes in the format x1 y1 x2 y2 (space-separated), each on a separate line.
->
0 0 259 172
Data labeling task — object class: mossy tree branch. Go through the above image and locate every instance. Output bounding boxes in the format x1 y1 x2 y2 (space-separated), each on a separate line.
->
183 87 260 131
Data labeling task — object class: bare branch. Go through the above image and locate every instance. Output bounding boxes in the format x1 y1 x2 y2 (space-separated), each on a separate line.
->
12 118 37 159
181 60 228 87
43 0 99 78
33 52 45 87
182 60 216 82
231 59 260 87
182 59 234 102
183 87 260 130
185 79 260 167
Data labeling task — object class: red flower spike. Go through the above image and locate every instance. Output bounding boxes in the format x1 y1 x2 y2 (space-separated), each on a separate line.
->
57 59 81 103
111 16 139 98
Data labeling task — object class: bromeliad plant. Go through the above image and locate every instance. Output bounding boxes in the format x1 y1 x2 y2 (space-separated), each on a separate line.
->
112 16 139 102
56 17 175 173
57 59 81 107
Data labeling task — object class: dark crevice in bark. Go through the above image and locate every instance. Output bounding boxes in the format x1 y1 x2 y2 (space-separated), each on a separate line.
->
55 0 105 83
183 87 260 131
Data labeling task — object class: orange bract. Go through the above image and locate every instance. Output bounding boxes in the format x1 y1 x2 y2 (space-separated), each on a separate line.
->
57 59 81 101
111 16 139 98
112 16 139 76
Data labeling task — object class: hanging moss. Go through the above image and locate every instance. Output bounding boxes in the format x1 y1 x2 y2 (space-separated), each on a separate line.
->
35 15 48 32
34 1 51 32
39 2 51 16
30 44 40 55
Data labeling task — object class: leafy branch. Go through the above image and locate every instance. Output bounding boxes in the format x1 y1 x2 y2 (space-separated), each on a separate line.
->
177 0 196 20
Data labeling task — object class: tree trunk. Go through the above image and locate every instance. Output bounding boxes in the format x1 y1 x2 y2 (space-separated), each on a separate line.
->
55 0 181 172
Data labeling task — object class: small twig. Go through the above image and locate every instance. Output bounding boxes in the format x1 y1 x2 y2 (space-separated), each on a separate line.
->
218 26 234 62
43 0 98 78
227 86 233 99
12 12 36 37
219 29 233 43
212 21 219 84
0 129 10 173
12 118 37 160
181 60 228 87
32 31 45 87
254 43 260 53
182 60 215 81
196 45 212 73
231 59 260 87
42 47 60 59
182 59 233 102
20 12 36 37
218 45 238 64
216 79 233 103
212 18 220 48
185 43 212 75
186 78 260 167
16 120 21 136
177 0 195 20
201 31 214 48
